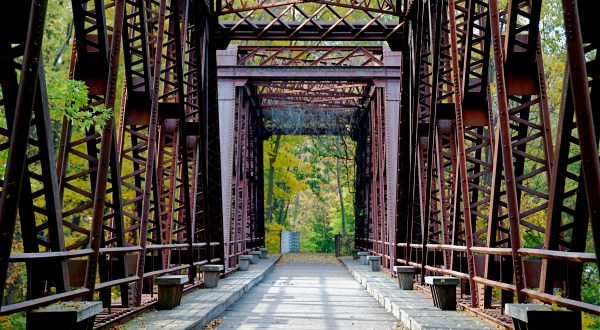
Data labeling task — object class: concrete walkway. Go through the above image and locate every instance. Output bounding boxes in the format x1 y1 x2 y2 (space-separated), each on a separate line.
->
124 255 280 329
122 253 496 330
217 253 399 329
340 257 495 330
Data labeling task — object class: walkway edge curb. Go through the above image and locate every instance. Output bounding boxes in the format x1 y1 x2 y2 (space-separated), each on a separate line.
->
123 255 281 330
339 258 401 317
339 257 494 330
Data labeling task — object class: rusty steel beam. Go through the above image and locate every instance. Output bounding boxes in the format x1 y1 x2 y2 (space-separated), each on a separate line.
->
369 88 388 266
395 3 421 267
187 0 212 269
0 0 71 312
116 0 210 305
352 103 370 251
454 0 495 308
203 18 226 266
218 66 401 80
117 0 163 306
157 0 197 282
57 0 131 307
218 0 400 15
230 86 248 269
247 104 257 251
217 8 404 41
486 0 551 305
256 128 266 247
541 0 600 300
418 0 447 285
216 22 403 41
235 46 385 67
396 0 599 319
254 82 368 111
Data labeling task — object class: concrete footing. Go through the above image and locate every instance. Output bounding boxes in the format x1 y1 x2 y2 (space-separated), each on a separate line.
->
249 251 261 264
425 276 459 310
259 248 268 259
155 275 189 309
393 266 415 290
367 255 381 271
27 301 102 330
202 265 224 288
506 304 581 330
357 251 369 265
239 255 252 271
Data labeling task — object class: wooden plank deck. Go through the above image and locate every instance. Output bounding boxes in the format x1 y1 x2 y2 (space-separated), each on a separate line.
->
217 253 399 329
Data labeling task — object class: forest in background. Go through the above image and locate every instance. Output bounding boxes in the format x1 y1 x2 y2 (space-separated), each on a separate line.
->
262 135 355 255
0 0 598 328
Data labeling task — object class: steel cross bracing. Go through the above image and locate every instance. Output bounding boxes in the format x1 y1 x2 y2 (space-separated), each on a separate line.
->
235 46 385 66
256 81 368 135
217 44 399 135
394 0 600 320
0 0 599 325
215 0 407 46
0 0 228 316
227 86 264 269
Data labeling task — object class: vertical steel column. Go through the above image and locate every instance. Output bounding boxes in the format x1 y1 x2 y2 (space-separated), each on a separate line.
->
353 107 369 251
202 16 225 265
247 103 256 250
188 0 210 267
452 0 495 308
487 0 526 303
65 0 130 305
156 123 179 267
541 0 600 295
118 0 168 305
0 0 68 304
230 86 249 268
420 0 453 282
369 88 383 258
395 7 421 265
485 0 553 304
155 0 195 280
444 0 479 306
256 123 266 247
434 120 458 268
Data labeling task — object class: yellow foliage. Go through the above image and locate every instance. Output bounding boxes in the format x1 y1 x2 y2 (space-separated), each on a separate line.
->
265 222 286 253
582 313 598 330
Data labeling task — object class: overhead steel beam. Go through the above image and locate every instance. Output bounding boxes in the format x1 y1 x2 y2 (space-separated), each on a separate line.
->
217 21 403 42
217 66 401 80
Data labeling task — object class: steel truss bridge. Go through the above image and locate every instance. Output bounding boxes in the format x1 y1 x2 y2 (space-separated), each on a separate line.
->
0 0 598 326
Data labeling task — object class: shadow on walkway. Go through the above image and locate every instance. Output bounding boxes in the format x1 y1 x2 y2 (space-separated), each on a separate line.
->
217 253 399 329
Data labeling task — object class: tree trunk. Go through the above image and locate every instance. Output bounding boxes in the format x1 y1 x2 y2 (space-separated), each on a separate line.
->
52 20 73 68
336 137 347 236
265 135 281 222
321 208 328 253
290 194 300 229
277 199 287 225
